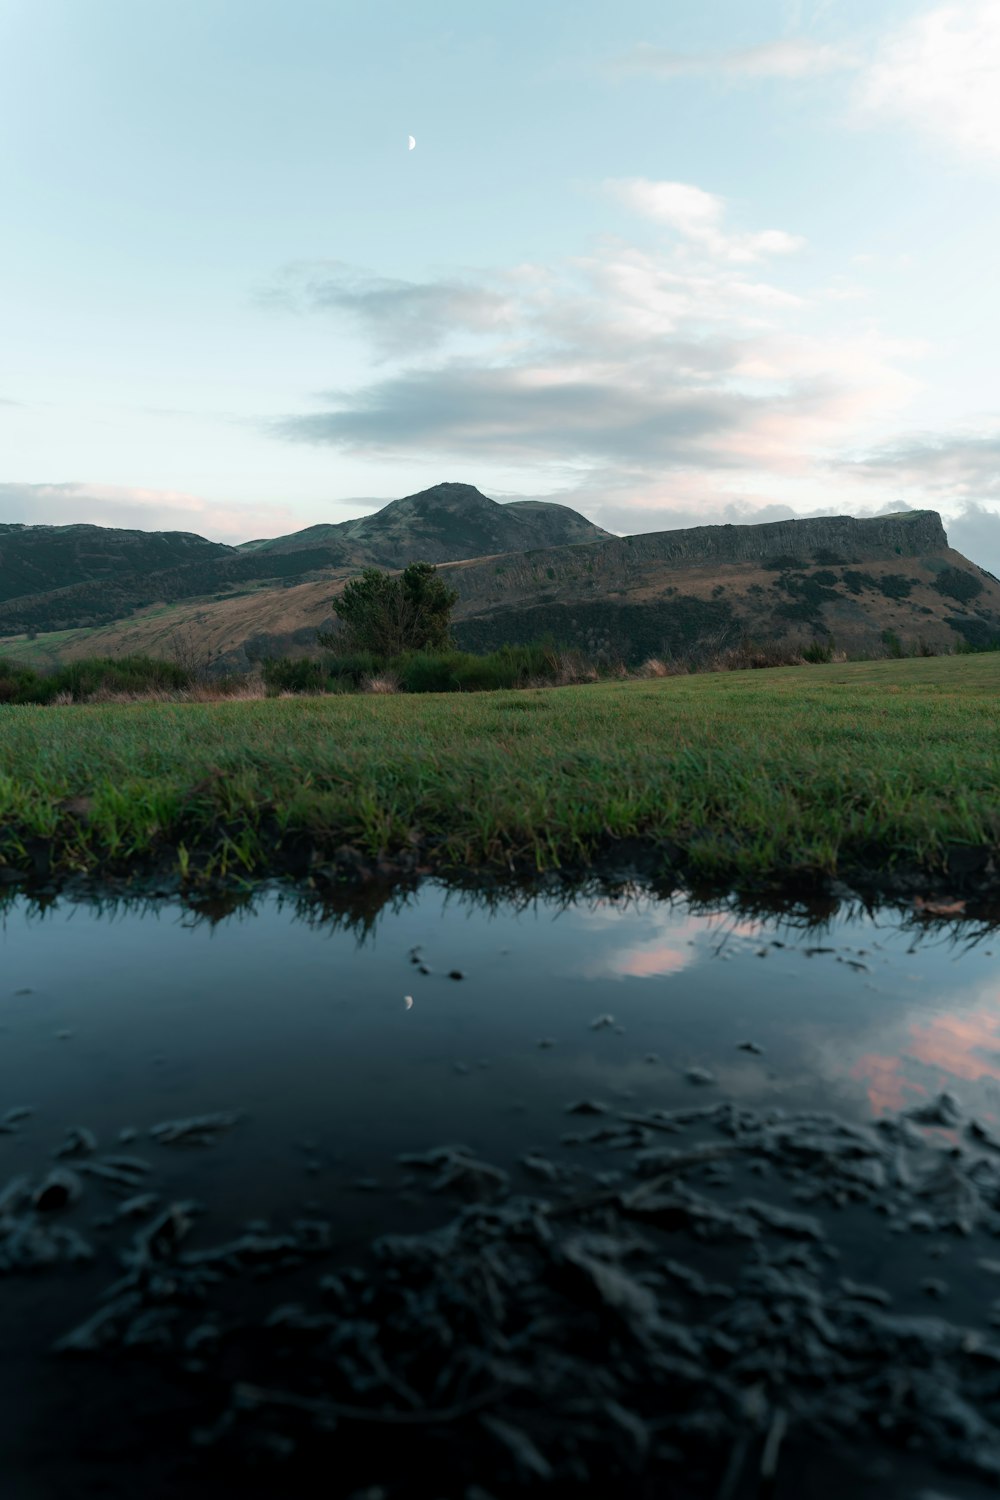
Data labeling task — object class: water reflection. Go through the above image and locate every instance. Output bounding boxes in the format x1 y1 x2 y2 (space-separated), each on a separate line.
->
3 878 1000 1498
2 879 998 1147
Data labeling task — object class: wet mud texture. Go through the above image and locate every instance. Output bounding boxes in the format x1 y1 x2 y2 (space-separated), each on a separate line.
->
7 1094 1000 1496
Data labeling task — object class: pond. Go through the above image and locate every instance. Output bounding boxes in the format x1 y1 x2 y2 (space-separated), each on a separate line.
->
2 880 1000 1498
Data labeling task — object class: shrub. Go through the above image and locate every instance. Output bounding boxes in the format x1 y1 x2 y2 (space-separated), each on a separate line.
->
947 617 1000 651
0 654 191 704
933 567 983 603
881 629 905 658
323 562 458 656
877 574 914 599
802 639 833 664
262 658 329 694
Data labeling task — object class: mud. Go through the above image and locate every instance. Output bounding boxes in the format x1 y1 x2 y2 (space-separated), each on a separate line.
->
4 1087 1000 1494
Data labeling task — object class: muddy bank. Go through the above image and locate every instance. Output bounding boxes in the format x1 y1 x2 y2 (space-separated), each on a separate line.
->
2 829 999 923
6 1087 1000 1497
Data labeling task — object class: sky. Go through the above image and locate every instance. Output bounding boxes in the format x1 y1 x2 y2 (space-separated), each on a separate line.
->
1 0 999 566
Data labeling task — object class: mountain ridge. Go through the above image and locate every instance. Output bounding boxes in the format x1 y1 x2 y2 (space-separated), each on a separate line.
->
2 502 998 671
0 483 609 633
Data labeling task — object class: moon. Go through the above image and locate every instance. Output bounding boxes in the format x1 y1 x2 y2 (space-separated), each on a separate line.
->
408 135 416 151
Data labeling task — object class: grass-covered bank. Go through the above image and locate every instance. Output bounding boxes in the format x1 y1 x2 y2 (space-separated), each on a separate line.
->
1 653 998 893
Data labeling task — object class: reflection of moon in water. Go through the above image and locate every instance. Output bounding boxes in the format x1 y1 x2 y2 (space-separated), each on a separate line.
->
404 995 414 1009
407 135 416 150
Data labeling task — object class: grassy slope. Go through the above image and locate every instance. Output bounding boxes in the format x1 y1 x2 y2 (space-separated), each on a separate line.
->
0 654 998 888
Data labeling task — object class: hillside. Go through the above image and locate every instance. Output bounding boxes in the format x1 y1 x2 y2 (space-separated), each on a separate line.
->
0 484 609 635
2 506 998 671
246 483 612 565
448 510 1000 659
0 523 230 604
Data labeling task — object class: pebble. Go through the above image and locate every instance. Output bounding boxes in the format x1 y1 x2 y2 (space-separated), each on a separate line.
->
684 1066 716 1086
55 1126 98 1158
590 1015 615 1031
33 1168 84 1212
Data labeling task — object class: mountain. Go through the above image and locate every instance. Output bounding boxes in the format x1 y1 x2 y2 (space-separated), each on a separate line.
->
446 509 1000 660
0 485 610 635
3 506 998 670
238 483 611 565
0 523 229 604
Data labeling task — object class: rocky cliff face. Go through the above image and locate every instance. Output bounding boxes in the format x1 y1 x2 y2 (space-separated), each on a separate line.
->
621 510 947 566
444 511 950 611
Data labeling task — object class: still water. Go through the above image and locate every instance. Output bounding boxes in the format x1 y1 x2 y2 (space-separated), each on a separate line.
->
1 882 998 1496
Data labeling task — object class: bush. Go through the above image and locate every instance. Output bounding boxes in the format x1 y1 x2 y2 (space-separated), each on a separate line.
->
262 658 329 694
802 639 834 664
324 562 459 656
933 567 983 603
0 654 191 704
877 574 915 600
881 629 905 659
947 617 1000 651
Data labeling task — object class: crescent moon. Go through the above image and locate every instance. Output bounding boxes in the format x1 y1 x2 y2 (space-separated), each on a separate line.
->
408 135 416 150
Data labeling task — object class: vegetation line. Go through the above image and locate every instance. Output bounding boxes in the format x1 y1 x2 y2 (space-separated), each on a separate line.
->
1 654 998 892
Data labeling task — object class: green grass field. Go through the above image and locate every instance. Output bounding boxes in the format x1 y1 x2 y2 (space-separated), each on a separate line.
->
1 653 998 888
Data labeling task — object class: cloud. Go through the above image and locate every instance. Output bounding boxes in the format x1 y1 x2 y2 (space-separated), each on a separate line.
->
833 429 1000 572
0 482 300 546
260 261 515 358
835 430 1000 501
613 38 856 80
274 233 917 483
859 2 1000 162
277 363 760 465
606 179 806 263
947 503 1000 575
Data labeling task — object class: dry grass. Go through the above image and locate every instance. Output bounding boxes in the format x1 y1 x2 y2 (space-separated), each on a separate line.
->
363 674 401 694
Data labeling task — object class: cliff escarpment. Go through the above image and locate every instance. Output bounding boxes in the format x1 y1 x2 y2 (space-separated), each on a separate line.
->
444 511 949 612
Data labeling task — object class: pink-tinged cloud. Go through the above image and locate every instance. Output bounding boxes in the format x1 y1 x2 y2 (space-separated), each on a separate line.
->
848 999 1000 1116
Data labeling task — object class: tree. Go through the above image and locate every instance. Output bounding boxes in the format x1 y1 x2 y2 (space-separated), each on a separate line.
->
319 562 459 657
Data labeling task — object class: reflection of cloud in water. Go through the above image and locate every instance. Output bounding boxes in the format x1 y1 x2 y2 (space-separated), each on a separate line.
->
577 906 784 980
577 911 699 979
850 995 1000 1116
609 943 692 979
849 1053 925 1116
